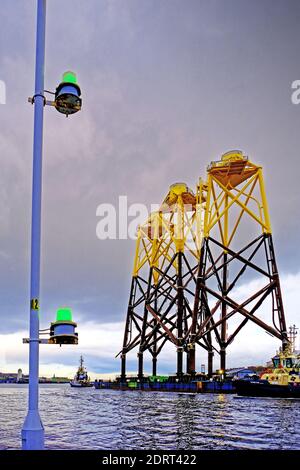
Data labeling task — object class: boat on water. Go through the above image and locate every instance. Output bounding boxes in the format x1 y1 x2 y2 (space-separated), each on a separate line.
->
235 332 300 398
235 379 300 398
70 356 93 387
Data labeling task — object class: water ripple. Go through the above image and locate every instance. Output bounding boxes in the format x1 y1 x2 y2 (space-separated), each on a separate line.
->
0 384 299 449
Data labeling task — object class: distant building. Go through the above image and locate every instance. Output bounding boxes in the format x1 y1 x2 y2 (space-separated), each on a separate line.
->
0 370 29 383
0 370 70 384
17 368 23 382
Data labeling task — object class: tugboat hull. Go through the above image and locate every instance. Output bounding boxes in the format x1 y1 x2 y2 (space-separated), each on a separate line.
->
235 380 300 398
70 381 93 388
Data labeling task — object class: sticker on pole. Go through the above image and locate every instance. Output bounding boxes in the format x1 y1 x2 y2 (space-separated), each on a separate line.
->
31 298 40 310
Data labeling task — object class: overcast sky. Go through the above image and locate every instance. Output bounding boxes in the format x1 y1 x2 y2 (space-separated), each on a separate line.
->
0 0 299 377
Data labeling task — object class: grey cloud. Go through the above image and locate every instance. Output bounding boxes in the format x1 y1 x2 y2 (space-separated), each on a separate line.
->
0 1 299 354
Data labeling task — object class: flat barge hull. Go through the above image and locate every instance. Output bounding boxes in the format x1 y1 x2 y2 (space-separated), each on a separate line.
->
94 380 236 394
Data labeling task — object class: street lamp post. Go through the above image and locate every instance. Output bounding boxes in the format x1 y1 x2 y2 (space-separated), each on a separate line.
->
22 0 81 450
22 0 46 450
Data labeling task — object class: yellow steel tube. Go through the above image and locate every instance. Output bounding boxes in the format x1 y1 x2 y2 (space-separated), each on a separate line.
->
257 168 272 234
132 229 142 276
209 174 268 232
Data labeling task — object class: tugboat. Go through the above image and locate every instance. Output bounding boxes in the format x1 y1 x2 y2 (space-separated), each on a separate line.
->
70 356 93 387
235 326 300 398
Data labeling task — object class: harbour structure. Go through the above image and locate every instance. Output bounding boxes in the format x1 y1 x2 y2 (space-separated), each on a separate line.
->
0 370 29 384
119 150 289 379
0 370 70 383
191 150 288 374
118 182 203 380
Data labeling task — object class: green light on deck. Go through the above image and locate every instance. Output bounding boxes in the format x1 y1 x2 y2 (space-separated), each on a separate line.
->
62 71 77 84
56 307 73 322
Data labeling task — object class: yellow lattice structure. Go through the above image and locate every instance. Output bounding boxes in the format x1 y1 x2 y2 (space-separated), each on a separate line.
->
120 150 289 379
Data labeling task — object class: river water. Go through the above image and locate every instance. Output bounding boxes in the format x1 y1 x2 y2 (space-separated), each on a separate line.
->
0 384 299 450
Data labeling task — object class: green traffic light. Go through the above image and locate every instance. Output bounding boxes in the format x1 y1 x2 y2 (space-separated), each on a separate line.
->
62 71 77 84
56 307 73 322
